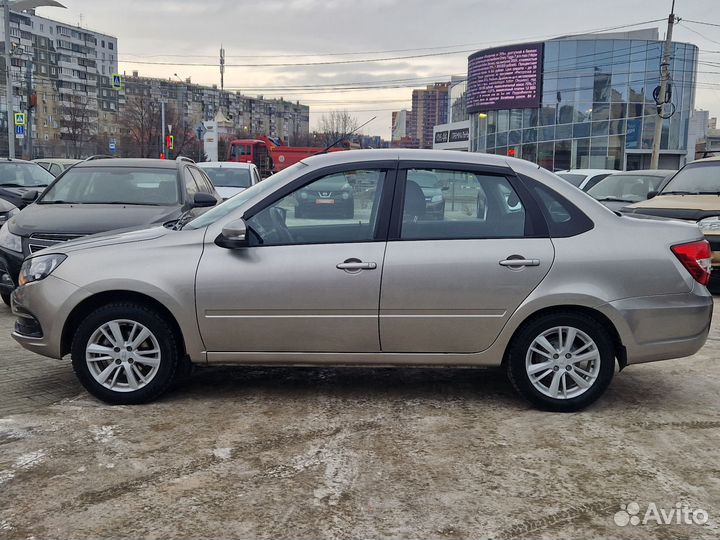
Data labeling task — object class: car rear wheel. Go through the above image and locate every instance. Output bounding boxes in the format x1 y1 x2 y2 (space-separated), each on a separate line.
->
71 302 180 405
506 312 615 412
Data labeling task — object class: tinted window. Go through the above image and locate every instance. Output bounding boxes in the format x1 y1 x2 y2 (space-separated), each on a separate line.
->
189 168 213 193
400 169 526 240
184 169 199 196
40 168 179 205
247 169 386 246
202 167 252 188
0 163 54 187
526 177 594 237
661 163 720 194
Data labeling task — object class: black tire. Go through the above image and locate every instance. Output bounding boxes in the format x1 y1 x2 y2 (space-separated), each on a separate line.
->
1 291 10 307
70 302 181 405
506 312 615 412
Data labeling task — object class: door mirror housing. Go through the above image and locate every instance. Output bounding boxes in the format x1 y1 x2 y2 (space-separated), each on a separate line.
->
22 190 38 203
192 192 218 208
215 218 249 249
646 190 658 199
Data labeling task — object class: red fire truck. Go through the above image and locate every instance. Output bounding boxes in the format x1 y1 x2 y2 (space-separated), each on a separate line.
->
227 136 350 177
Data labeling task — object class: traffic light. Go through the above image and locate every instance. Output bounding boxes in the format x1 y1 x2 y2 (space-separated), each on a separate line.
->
166 135 174 150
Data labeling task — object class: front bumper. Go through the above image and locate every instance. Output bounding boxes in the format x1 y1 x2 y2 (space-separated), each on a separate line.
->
11 275 91 360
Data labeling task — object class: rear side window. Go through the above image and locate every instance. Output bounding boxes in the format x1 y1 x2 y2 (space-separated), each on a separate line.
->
524 177 594 237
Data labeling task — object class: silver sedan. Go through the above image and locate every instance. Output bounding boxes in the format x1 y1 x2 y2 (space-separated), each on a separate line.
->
10 150 713 411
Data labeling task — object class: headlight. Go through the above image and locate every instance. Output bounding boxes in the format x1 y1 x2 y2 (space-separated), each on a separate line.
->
431 194 443 203
18 254 66 286
0 223 22 252
697 216 720 234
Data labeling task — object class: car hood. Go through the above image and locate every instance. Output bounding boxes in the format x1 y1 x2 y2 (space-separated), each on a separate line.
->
9 203 182 237
49 224 172 254
216 186 247 200
629 195 720 211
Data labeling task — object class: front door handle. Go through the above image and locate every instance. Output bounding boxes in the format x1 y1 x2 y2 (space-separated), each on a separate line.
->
499 258 540 268
337 259 377 272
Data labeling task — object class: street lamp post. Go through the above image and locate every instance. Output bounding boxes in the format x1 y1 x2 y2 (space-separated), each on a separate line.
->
3 0 64 158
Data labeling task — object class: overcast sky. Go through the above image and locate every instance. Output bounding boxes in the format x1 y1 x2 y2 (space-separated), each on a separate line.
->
34 0 720 138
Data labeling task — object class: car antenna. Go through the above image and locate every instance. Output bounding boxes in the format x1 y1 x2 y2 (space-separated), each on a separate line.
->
315 116 377 155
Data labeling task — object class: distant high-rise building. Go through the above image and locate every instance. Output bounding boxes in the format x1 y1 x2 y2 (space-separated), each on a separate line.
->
411 82 450 149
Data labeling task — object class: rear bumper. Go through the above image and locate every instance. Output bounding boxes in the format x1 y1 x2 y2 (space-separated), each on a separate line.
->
597 286 713 365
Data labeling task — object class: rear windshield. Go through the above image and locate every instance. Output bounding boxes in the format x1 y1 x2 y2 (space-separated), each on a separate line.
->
202 167 252 188
556 173 586 187
39 167 179 205
0 163 54 188
660 163 720 194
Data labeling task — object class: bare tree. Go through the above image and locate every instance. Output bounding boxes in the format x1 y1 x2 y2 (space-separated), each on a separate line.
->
120 94 162 158
317 110 359 146
59 93 95 159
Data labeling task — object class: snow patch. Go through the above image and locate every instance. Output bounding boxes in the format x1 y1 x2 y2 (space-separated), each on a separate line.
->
213 448 233 460
15 450 46 470
91 425 116 443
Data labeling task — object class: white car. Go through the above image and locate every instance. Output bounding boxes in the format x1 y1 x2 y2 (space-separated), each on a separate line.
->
555 169 618 192
197 162 261 200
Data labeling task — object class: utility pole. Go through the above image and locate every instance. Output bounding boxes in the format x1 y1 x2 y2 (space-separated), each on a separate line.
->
4 0 15 158
24 55 31 158
161 99 166 158
219 46 225 91
650 0 678 170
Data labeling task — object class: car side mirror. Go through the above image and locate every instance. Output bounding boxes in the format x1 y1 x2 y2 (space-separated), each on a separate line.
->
192 192 217 208
647 191 658 199
215 218 248 249
22 190 38 203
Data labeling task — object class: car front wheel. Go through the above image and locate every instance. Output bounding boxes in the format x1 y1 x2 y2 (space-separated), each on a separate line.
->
506 312 615 412
71 302 181 405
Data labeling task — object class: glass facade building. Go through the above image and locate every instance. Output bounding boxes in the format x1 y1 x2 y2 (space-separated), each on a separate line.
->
470 31 698 170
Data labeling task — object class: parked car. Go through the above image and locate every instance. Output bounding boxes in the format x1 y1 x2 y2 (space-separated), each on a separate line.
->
33 158 81 177
294 171 354 218
587 169 676 211
409 170 446 220
10 150 712 411
197 161 261 200
623 156 720 290
0 198 18 228
0 157 221 306
555 169 618 191
0 158 55 209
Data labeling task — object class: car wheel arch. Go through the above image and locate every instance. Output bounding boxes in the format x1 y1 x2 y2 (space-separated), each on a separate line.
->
61 290 187 360
501 305 627 371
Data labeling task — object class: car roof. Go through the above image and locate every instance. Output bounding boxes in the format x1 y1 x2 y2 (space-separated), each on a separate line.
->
72 158 180 169
197 161 253 169
556 169 618 175
32 158 80 164
298 148 522 170
609 169 676 177
691 156 720 164
0 157 35 164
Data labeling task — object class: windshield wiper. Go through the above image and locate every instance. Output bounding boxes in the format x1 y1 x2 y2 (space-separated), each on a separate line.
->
661 191 695 195
597 197 634 203
694 191 720 195
0 183 25 188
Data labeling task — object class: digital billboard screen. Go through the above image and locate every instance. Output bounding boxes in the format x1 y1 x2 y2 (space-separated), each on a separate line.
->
466 43 544 113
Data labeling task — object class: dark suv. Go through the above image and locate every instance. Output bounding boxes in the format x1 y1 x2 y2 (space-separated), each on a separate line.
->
0 158 55 209
0 158 221 305
294 172 354 218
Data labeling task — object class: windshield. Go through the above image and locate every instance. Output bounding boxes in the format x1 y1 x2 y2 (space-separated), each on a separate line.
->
587 174 667 202
660 163 720 194
0 162 54 187
202 167 252 188
556 173 587 187
39 167 180 205
186 162 307 229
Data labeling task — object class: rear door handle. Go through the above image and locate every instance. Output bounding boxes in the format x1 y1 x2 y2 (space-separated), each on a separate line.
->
499 259 540 267
337 261 377 271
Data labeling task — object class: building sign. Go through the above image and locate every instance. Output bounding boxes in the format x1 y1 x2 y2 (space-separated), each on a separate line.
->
449 128 469 143
466 43 544 113
435 131 449 144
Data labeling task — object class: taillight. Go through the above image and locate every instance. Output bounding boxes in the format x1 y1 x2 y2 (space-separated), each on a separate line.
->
671 240 712 286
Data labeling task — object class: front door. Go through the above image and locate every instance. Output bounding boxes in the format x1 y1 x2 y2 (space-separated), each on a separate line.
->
380 166 555 353
196 166 394 353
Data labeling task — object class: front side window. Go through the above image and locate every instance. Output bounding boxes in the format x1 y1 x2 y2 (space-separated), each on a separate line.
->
39 167 179 205
400 169 526 240
246 169 386 246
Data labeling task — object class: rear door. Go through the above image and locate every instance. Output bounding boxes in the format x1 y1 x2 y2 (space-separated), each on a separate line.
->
379 162 555 353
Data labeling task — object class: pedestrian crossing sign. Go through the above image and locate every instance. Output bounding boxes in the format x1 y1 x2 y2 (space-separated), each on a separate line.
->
112 73 124 90
14 113 25 126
